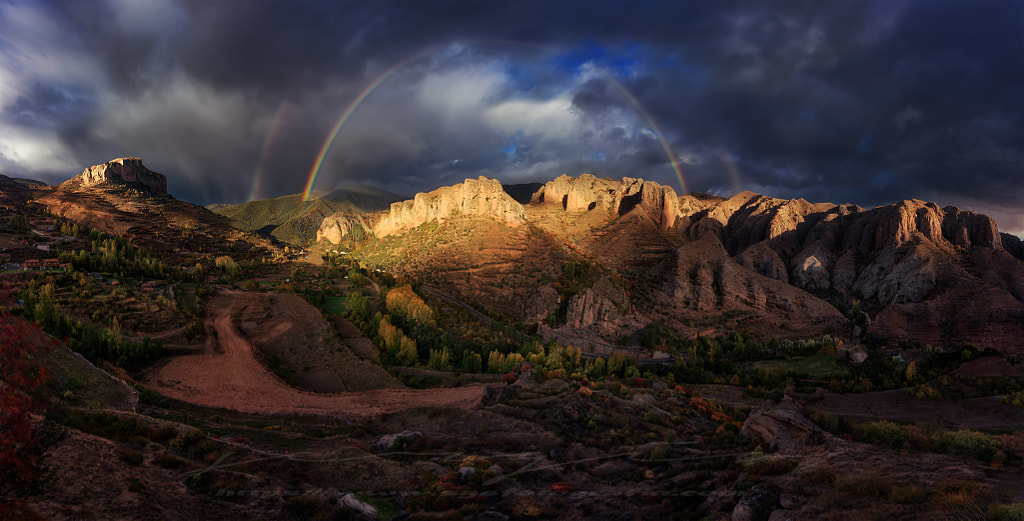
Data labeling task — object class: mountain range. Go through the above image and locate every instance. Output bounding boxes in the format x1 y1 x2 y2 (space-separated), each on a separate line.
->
317 173 1024 353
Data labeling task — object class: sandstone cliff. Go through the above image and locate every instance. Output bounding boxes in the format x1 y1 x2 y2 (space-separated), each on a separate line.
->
60 158 168 195
531 174 681 230
373 176 525 237
316 213 376 243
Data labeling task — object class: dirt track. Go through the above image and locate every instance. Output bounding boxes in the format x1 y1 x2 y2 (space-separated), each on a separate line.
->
146 290 485 418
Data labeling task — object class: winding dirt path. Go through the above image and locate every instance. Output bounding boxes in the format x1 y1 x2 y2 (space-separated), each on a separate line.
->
145 290 485 418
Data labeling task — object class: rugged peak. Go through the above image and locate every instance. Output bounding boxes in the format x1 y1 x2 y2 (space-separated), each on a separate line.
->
531 174 680 230
373 176 525 238
62 158 168 195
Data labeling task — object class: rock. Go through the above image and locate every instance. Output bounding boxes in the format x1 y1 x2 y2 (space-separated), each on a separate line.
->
942 206 1002 250
740 398 830 453
592 458 631 477
652 381 667 391
61 158 167 195
374 176 525 237
372 430 422 452
612 177 680 230
458 466 477 481
475 510 509 521
768 511 798 521
732 485 777 521
338 493 378 521
564 288 636 336
532 174 680 229
317 213 374 243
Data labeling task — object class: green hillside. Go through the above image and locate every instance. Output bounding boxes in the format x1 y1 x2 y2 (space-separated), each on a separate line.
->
210 186 402 246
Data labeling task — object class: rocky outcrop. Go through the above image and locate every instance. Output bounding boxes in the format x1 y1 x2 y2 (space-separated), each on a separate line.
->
611 177 680 230
61 158 167 195
530 173 615 212
740 398 831 453
531 175 681 230
564 288 635 336
671 235 844 329
316 213 375 243
373 176 525 237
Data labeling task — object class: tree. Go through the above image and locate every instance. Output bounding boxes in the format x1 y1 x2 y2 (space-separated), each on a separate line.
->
1 316 61 519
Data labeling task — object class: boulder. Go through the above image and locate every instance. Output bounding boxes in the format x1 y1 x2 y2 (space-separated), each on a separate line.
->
338 493 378 520
740 398 829 453
372 430 422 452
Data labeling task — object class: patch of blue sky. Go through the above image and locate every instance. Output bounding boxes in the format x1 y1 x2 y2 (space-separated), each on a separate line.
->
551 40 641 78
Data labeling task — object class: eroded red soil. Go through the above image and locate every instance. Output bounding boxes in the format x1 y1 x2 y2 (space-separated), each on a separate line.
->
146 290 484 417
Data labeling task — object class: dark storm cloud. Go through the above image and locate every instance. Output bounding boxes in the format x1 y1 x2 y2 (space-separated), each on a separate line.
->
0 0 1020 233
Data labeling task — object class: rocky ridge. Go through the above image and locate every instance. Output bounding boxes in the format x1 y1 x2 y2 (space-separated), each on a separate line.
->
531 174 680 230
319 174 1024 351
372 176 525 238
60 157 168 195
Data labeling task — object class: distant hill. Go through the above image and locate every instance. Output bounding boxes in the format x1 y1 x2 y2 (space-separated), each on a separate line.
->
33 158 272 253
211 186 403 246
13 178 47 189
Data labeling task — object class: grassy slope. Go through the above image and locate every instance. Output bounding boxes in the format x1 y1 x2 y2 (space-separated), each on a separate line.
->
210 186 402 246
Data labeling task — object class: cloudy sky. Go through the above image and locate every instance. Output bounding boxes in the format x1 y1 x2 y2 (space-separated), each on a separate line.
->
1 0 1021 235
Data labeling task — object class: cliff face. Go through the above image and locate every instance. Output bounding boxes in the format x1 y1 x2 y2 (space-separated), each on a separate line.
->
60 158 168 195
316 213 376 243
373 176 525 238
531 174 681 230
315 173 1023 352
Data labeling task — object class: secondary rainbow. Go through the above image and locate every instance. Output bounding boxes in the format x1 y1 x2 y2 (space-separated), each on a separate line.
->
249 100 289 202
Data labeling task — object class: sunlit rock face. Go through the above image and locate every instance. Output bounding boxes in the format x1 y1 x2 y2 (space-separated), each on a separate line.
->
531 174 681 230
373 176 526 238
317 214 375 243
62 158 168 195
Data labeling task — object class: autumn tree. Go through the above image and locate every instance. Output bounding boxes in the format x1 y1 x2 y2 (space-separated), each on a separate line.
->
1 316 62 520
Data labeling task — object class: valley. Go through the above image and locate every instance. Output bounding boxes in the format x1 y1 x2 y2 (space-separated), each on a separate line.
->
2 160 1023 520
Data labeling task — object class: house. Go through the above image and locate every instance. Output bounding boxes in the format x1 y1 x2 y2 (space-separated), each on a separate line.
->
23 259 41 270
43 258 61 269
3 263 21 271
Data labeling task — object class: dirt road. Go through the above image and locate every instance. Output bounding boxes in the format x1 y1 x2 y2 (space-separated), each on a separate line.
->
146 290 485 418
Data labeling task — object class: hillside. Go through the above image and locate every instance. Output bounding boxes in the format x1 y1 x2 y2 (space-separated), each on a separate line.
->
321 174 1024 353
211 186 402 246
32 158 272 253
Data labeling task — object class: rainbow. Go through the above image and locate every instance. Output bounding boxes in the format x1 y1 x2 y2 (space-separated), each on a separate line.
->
249 100 289 202
600 73 687 194
716 148 744 193
302 42 689 200
302 53 430 202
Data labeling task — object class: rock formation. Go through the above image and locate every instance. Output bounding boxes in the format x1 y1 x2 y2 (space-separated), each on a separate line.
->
740 398 831 453
373 176 525 237
316 213 376 243
531 175 681 230
60 158 167 195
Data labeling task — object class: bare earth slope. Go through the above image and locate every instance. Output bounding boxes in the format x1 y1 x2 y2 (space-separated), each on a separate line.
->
146 290 484 417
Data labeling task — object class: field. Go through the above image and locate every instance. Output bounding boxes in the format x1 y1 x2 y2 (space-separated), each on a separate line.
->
747 352 851 378
320 295 346 315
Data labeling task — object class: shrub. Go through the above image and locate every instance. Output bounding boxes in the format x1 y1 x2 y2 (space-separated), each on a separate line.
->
988 503 1024 521
856 421 907 450
120 450 143 466
936 430 1001 462
1002 392 1024 408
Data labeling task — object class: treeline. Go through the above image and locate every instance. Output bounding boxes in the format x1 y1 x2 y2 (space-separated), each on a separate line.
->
18 279 164 371
59 234 169 279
